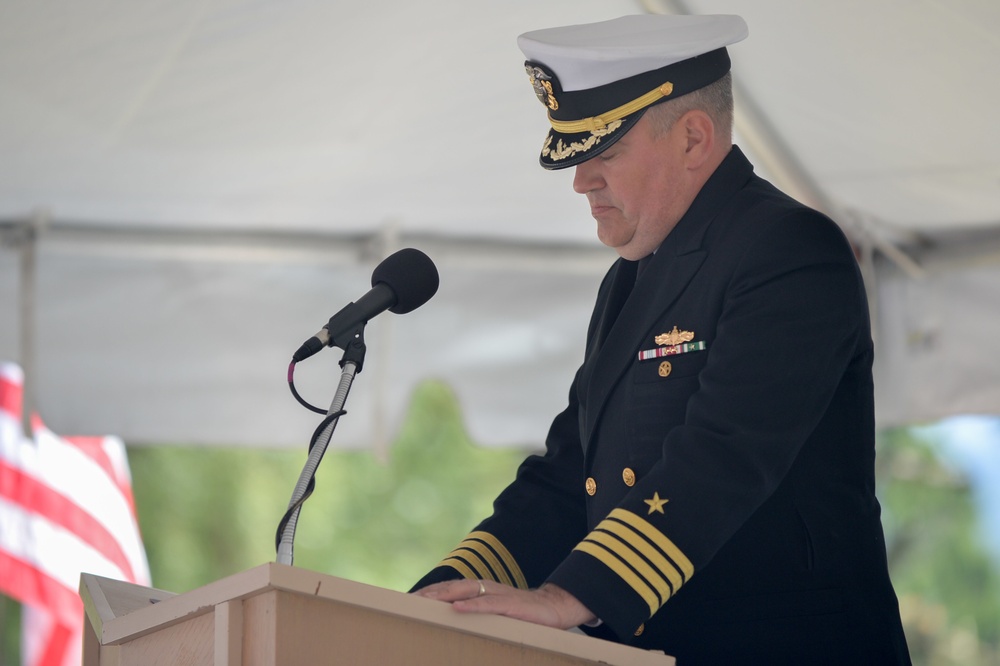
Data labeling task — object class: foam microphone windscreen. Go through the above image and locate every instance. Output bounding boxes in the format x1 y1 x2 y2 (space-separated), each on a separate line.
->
371 248 440 314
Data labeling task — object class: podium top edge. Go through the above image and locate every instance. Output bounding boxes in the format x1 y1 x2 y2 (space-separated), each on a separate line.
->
84 563 674 665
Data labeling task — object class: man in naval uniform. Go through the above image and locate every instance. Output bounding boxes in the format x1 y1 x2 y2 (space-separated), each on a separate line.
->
413 14 911 664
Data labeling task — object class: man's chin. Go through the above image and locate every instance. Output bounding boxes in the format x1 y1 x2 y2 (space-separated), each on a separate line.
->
606 242 644 262
595 225 634 257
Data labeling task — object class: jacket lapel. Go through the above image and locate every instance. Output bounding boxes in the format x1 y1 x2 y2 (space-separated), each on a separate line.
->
578 146 756 455
582 247 706 452
593 259 638 350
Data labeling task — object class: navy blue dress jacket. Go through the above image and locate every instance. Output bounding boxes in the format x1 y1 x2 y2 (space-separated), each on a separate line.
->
413 147 911 664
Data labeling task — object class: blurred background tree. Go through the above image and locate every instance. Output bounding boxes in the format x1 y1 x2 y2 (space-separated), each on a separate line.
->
130 380 526 594
2 383 998 664
878 427 1000 665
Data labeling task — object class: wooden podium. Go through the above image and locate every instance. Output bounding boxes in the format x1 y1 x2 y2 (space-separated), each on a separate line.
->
80 563 674 665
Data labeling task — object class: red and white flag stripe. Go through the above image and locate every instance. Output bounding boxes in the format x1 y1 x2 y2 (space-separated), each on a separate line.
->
0 362 150 666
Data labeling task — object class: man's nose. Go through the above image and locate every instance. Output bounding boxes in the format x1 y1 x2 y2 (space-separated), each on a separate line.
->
573 160 604 194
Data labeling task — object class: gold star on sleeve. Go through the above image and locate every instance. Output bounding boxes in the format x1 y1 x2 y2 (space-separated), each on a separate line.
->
644 492 669 514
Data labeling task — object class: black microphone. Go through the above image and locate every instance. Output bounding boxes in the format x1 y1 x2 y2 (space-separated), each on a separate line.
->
292 248 439 362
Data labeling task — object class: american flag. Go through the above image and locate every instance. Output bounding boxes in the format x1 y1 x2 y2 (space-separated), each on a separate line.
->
0 362 150 666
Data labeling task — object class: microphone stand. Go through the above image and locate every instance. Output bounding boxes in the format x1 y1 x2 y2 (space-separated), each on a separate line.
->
276 325 368 566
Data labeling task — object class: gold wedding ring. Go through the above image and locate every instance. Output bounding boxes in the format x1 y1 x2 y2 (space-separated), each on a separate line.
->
477 580 486 597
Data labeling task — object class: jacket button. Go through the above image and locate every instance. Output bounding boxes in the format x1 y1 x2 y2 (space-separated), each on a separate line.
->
585 477 597 496
634 623 644 636
622 468 636 486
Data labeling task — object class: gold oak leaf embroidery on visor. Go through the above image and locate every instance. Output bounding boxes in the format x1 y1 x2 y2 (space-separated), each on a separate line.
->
541 119 625 162
573 508 694 615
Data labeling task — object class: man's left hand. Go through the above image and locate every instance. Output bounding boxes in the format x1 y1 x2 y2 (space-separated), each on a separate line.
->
413 580 597 630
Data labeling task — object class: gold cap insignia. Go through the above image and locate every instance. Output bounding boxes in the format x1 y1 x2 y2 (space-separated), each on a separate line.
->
525 65 559 111
655 326 694 346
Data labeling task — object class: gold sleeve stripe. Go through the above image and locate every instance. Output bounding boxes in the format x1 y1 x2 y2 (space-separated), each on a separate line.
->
599 520 683 593
451 548 496 581
609 508 695 580
586 530 669 606
572 509 695 614
454 542 513 587
586 521 680 610
439 556 479 581
575 541 660 616
434 531 529 590
467 531 529 590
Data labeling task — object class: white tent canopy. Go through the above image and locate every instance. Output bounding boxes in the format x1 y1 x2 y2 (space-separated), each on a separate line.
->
2 0 999 450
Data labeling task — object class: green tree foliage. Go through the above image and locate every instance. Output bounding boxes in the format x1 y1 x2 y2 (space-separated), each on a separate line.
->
878 427 1000 665
129 380 526 594
0 599 18 666
288 380 527 590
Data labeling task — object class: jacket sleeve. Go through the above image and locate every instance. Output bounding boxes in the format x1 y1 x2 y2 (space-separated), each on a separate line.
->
409 265 628 593
410 367 591 592
546 209 872 638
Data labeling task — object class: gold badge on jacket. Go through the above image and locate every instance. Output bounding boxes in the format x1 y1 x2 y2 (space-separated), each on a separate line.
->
655 326 694 346
638 325 707 362
645 492 669 514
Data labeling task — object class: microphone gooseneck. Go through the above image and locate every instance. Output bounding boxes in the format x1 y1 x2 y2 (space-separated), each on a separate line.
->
278 248 439 565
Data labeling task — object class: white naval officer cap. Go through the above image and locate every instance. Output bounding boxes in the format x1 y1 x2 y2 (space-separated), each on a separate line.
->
517 14 748 170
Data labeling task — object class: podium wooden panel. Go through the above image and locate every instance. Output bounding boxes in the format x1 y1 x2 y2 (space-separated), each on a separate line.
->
80 563 674 665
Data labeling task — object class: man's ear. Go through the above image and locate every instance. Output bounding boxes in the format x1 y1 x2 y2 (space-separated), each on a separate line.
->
680 109 716 169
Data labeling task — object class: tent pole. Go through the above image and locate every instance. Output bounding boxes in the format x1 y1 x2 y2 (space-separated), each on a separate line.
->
18 210 46 437
372 222 400 464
